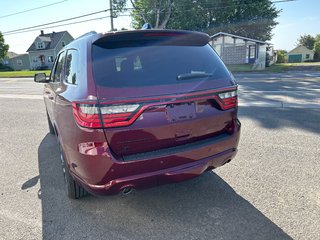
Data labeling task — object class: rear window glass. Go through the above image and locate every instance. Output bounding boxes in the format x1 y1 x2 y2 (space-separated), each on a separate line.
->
92 44 230 88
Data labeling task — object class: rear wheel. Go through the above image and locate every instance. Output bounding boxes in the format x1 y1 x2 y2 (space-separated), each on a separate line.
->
59 144 88 199
46 111 55 135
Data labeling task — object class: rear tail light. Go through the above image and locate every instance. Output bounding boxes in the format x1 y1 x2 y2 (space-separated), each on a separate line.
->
72 102 140 128
72 88 237 128
216 90 238 110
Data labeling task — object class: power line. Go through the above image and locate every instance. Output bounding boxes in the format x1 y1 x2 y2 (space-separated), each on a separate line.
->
3 9 109 34
4 16 111 36
0 0 68 19
3 0 297 36
272 0 296 3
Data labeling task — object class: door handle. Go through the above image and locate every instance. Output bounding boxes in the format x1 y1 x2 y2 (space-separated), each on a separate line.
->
48 96 54 100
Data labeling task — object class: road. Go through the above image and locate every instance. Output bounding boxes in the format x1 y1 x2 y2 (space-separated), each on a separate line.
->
0 73 319 240
236 71 320 108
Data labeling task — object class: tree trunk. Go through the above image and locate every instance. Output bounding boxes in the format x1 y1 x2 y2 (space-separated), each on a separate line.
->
158 0 173 29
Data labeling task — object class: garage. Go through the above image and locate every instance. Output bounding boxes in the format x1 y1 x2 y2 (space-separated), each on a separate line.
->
288 54 302 63
286 46 314 63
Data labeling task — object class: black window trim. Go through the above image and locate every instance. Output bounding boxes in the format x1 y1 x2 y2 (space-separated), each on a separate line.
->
49 51 66 83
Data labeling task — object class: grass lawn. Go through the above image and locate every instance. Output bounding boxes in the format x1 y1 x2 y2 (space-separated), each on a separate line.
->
0 70 51 78
226 64 254 72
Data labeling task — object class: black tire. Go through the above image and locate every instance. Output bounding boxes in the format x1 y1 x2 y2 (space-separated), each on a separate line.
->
46 111 55 135
59 144 88 199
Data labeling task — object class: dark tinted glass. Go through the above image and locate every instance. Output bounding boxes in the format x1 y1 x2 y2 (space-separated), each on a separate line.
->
92 44 230 88
65 49 78 85
52 52 66 82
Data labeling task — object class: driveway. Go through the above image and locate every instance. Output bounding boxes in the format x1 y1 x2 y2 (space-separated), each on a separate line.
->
0 73 319 239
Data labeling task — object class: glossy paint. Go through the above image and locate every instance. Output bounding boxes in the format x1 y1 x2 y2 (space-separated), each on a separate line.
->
42 30 241 195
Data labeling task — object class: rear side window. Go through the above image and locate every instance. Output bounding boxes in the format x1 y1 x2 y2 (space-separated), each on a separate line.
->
51 51 66 82
92 44 230 88
65 49 78 85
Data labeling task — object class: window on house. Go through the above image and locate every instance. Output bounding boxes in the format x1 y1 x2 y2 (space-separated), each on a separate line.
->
37 42 45 49
65 49 78 85
214 45 222 56
16 59 22 66
33 57 38 63
62 41 65 47
48 56 54 63
249 45 256 58
224 36 234 45
306 54 310 59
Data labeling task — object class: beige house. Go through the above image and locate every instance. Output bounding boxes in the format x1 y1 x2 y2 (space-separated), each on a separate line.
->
1 51 18 65
286 46 314 63
8 54 30 70
27 30 74 70
1 51 30 70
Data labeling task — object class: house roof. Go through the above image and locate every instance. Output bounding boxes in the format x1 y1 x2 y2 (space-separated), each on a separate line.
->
10 53 29 59
38 36 52 42
27 31 71 52
210 32 270 45
287 45 314 54
6 51 19 59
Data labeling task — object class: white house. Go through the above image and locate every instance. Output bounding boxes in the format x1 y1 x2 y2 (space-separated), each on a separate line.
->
27 30 74 70
210 32 274 70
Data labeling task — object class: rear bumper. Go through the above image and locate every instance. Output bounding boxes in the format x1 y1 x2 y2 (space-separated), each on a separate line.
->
72 119 241 196
81 147 237 195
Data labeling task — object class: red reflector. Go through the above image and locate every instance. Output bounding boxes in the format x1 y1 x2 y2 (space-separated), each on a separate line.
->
220 96 238 110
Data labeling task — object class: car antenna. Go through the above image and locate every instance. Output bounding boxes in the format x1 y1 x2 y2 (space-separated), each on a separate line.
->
141 23 152 30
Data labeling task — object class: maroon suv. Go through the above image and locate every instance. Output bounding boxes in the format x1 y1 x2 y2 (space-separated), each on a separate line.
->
35 29 241 199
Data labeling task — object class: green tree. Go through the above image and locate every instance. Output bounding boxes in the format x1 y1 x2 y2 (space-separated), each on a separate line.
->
276 50 287 63
0 31 9 60
313 34 320 60
113 0 280 41
113 0 173 29
297 34 315 50
168 0 280 41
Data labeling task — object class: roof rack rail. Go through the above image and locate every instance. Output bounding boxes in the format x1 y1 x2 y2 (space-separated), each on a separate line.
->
76 31 97 40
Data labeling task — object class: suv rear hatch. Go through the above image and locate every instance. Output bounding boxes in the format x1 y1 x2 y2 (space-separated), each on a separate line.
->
88 30 237 159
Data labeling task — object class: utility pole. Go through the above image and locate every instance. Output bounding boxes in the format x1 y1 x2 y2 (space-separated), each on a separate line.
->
109 0 114 31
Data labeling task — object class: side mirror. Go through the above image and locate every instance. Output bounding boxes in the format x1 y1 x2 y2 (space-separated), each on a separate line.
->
34 73 49 83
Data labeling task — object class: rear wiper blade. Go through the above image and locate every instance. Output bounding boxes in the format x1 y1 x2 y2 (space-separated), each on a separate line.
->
177 72 213 80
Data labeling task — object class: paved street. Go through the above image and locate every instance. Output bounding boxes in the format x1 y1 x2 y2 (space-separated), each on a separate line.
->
236 72 320 108
0 73 319 240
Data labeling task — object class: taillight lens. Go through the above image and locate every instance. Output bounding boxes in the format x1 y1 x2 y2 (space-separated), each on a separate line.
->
217 90 238 110
72 102 140 128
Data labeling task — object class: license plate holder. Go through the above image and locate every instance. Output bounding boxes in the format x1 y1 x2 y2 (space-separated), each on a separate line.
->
165 103 196 122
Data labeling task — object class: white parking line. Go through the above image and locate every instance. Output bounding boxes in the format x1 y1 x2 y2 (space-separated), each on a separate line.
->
0 94 42 100
239 90 320 93
3 79 18 83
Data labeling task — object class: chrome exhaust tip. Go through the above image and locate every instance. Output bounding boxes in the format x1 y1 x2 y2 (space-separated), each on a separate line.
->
121 187 133 195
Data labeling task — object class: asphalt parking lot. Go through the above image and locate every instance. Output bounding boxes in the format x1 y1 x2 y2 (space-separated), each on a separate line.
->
0 73 319 240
